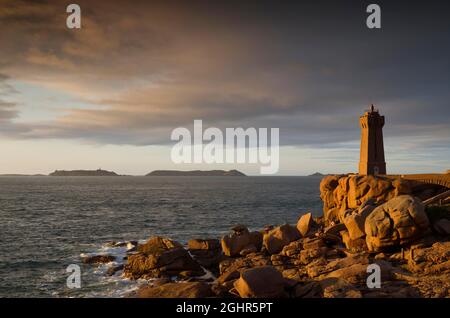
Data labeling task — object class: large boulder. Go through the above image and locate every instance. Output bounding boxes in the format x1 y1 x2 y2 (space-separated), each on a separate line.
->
221 226 262 257
330 175 394 223
123 236 204 279
343 202 375 240
137 236 182 253
365 195 430 252
217 253 271 284
233 266 286 298
263 224 301 255
344 214 366 240
188 239 223 270
188 238 220 250
137 282 214 298
346 176 393 210
297 213 316 237
320 175 343 223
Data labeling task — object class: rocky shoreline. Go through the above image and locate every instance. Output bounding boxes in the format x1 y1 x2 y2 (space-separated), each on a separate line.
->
82 175 450 298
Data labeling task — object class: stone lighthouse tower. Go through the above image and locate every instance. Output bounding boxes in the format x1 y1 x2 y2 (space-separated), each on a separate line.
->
359 104 386 175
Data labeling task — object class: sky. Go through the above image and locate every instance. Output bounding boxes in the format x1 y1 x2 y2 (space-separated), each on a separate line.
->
0 0 449 175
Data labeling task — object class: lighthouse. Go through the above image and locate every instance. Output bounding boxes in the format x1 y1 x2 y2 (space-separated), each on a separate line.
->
358 104 386 175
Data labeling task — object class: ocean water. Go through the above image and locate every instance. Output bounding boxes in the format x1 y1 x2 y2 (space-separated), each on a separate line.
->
0 176 323 298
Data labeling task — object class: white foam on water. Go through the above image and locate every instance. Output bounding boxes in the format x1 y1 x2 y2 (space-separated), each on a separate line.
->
186 249 217 281
71 241 142 297
75 239 219 297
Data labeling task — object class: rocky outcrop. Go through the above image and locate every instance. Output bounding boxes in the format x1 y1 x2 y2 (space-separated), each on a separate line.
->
216 252 271 293
188 239 223 273
320 174 445 225
263 224 300 254
221 225 262 257
406 241 450 274
319 277 362 298
84 174 449 299
233 266 287 298
341 231 368 253
365 195 430 252
319 175 343 223
343 199 375 240
334 200 375 252
137 282 214 298
123 236 204 279
82 254 115 264
399 241 450 297
85 213 449 298
297 213 317 237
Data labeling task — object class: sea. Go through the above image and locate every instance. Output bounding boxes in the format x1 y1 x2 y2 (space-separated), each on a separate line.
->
0 176 323 298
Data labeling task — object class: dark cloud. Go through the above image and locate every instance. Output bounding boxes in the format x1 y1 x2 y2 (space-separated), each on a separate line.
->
0 102 18 122
0 73 19 124
0 0 448 153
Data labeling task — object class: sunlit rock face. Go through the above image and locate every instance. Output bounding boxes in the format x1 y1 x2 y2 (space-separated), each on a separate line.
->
319 174 445 225
365 195 430 252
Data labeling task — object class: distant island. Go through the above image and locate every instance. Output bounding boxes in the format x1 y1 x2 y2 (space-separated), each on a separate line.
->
0 174 46 177
49 169 119 177
146 170 246 177
308 172 326 177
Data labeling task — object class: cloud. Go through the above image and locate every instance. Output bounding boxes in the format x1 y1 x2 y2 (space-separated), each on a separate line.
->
0 0 448 156
0 74 19 123
0 101 18 122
